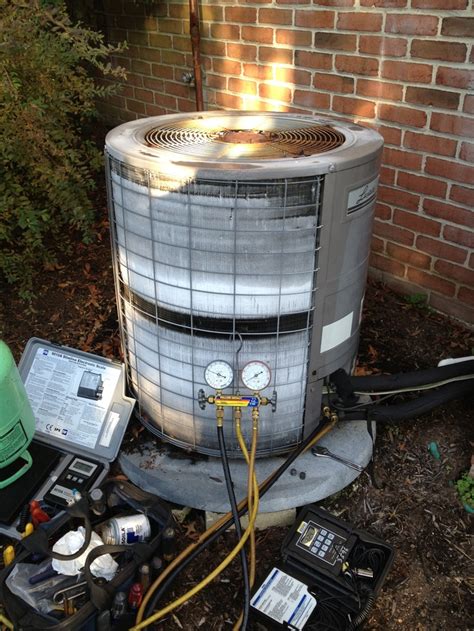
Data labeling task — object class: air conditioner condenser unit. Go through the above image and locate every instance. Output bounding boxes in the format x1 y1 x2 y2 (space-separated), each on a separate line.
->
105 111 383 511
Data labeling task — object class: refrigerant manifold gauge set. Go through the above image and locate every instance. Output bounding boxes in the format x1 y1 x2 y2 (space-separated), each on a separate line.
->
198 359 277 412
204 359 272 392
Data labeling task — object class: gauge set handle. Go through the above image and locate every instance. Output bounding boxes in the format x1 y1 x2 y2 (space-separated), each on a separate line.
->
262 390 278 413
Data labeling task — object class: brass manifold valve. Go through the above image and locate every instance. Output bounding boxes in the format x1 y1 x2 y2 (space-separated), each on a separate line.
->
198 390 277 413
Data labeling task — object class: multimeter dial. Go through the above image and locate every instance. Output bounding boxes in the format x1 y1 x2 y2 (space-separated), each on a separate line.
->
204 360 234 390
241 361 272 391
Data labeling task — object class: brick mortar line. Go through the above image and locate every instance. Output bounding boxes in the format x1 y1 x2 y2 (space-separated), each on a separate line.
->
381 178 473 197
370 253 470 300
376 199 474 233
378 186 474 221
373 230 471 262
371 242 470 275
197 39 474 73
207 77 472 111
371 246 469 282
181 8 472 18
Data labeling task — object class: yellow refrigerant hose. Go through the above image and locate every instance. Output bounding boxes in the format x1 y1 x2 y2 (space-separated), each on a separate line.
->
134 418 337 628
234 410 258 631
236 410 258 586
131 422 259 631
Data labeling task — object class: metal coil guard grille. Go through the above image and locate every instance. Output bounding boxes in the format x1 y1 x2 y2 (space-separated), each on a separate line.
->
143 122 346 159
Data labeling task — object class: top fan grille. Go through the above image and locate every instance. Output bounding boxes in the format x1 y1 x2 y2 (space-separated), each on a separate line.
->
143 122 346 160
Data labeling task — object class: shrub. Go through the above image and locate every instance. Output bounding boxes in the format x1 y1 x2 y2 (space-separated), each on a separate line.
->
0 0 125 297
455 473 474 511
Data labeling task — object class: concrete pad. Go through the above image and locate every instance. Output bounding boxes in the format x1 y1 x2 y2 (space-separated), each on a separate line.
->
119 420 375 512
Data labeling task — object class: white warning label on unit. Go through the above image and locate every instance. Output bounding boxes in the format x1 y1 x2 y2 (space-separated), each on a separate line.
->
347 176 379 213
24 347 121 450
320 312 353 353
250 568 316 630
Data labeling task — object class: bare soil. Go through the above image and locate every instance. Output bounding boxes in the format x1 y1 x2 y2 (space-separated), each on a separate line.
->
1 215 473 630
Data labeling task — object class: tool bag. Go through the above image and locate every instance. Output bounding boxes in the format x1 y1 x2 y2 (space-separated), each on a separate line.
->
0 480 172 631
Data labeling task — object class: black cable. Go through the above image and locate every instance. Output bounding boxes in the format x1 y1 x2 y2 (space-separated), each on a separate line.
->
217 424 250 631
143 419 333 618
306 593 349 630
342 380 473 423
348 360 474 392
331 392 396 412
350 545 385 580
346 586 375 630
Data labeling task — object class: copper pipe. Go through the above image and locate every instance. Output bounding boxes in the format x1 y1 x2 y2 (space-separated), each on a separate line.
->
189 0 204 111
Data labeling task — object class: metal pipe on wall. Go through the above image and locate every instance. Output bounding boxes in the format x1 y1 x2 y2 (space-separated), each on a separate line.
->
189 0 204 111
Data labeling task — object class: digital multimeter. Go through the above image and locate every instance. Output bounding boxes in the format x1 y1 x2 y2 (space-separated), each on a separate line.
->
285 510 357 577
43 455 105 508
251 506 395 629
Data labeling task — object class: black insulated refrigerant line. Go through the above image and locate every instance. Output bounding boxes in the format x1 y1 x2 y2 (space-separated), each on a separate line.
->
329 359 474 423
343 380 473 423
350 360 474 392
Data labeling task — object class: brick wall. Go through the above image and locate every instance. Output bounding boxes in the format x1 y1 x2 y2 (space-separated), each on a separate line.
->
99 0 474 325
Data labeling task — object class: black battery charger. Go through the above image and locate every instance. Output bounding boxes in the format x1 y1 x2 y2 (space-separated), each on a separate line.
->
250 505 394 630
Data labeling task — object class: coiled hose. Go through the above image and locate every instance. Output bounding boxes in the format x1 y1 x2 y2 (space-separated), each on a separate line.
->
347 587 375 630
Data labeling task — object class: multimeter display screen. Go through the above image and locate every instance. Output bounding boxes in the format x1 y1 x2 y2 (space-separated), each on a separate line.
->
70 459 97 476
301 525 320 547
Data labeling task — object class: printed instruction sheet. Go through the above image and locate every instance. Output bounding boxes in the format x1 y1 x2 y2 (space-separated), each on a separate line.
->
24 346 121 449
251 568 316 630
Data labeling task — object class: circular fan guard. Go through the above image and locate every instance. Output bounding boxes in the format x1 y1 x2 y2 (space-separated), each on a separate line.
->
143 123 346 159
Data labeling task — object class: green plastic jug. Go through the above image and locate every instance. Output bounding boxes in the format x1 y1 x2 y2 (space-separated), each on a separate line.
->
0 340 36 488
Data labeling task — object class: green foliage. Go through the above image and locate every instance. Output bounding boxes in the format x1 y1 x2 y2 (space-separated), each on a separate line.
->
455 473 474 510
0 0 126 297
405 293 428 307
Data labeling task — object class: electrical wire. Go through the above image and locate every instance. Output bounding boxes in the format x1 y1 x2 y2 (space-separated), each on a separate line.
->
330 392 396 412
349 360 474 392
135 419 337 626
345 380 472 423
217 423 250 631
131 422 260 631
326 374 474 409
354 373 474 396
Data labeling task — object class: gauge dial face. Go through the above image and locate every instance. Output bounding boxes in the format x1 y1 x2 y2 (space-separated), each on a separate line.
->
204 360 234 390
241 361 272 391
